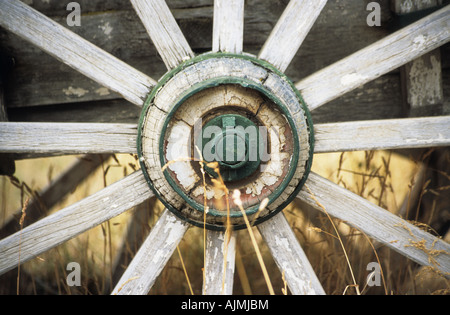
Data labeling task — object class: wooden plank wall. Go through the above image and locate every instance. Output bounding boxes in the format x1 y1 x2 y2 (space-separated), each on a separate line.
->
1 0 448 124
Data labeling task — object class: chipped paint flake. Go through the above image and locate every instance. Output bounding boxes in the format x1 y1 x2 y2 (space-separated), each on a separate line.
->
192 185 220 200
340 73 368 87
165 121 199 191
63 86 89 97
275 235 292 253
99 21 113 38
412 35 426 50
95 87 111 96
406 133 448 144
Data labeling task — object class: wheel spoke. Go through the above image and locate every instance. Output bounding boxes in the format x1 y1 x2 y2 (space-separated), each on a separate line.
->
258 0 327 72
314 116 450 153
130 0 194 70
295 5 450 111
0 0 156 106
112 209 189 295
212 0 245 54
0 122 137 155
203 230 236 295
258 212 326 295
0 171 153 276
297 172 450 275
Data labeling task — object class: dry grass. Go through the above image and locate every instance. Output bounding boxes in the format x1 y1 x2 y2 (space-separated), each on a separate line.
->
0 150 449 295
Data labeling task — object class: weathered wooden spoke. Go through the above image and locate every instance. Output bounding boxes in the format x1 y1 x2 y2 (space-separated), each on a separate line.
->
258 0 327 72
112 209 189 295
0 0 156 107
212 0 245 54
202 0 244 295
0 122 138 155
0 171 153 276
258 213 325 295
203 230 236 295
296 5 450 111
130 0 194 70
297 173 450 276
314 116 450 153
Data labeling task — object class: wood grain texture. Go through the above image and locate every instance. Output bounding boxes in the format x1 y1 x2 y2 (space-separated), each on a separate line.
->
212 0 244 54
295 5 450 111
297 172 450 276
258 0 327 72
0 171 153 276
203 230 236 295
0 0 156 106
402 50 444 114
393 1 445 116
0 122 138 155
112 209 189 295
0 65 15 175
258 213 326 295
314 116 450 153
130 0 194 70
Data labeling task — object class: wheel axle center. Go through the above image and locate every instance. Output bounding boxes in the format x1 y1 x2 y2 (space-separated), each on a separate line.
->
200 114 262 182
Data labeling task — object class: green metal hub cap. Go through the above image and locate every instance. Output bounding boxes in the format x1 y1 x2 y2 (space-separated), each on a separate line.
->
138 53 314 231
200 114 263 182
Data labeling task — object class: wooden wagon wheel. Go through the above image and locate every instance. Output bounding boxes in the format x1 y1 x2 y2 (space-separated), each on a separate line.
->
0 0 449 295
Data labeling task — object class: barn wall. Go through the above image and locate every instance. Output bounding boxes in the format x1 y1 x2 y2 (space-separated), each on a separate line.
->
1 0 448 124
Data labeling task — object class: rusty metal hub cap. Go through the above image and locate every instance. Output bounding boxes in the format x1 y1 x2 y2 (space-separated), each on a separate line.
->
138 53 314 230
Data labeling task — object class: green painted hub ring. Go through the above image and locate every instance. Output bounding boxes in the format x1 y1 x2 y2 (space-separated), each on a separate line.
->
137 53 315 231
200 114 263 182
159 77 300 219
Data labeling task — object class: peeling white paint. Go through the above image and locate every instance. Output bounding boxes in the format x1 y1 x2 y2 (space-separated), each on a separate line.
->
165 121 199 191
152 248 164 264
406 133 448 144
99 21 113 38
63 86 89 97
412 35 426 50
192 185 218 200
340 73 368 87
406 54 443 107
275 235 292 253
95 87 111 96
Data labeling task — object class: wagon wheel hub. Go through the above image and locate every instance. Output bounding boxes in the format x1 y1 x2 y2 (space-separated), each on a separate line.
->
138 53 314 230
200 114 263 182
